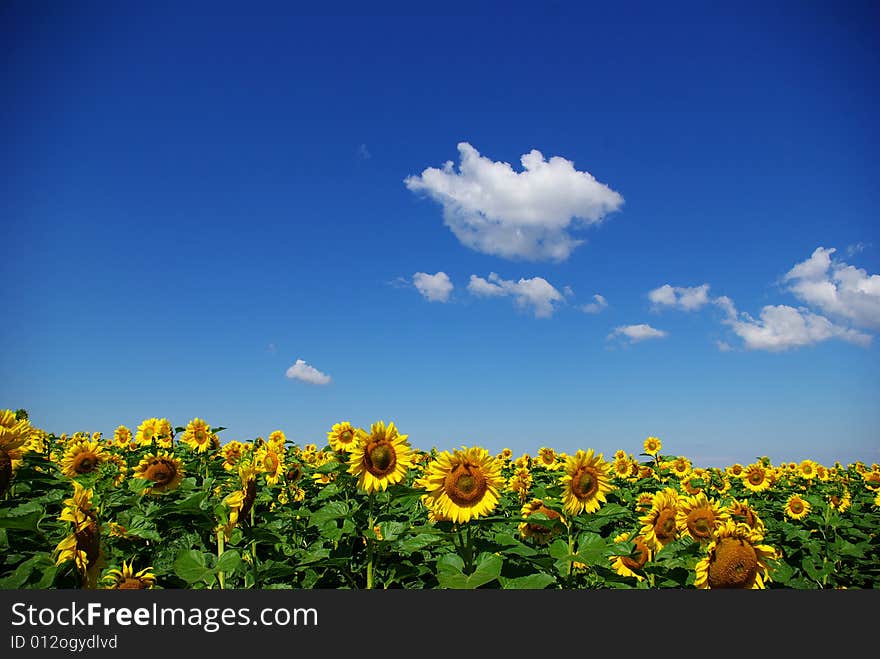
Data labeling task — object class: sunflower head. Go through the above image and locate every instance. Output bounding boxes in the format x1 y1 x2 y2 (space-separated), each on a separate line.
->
103 560 156 589
419 446 504 524
518 499 565 544
60 440 107 478
643 436 662 456
676 492 727 542
327 421 360 453
610 532 652 581
133 451 185 495
784 494 811 520
695 521 779 589
742 463 771 493
181 418 217 453
560 449 615 516
639 488 679 551
347 421 413 494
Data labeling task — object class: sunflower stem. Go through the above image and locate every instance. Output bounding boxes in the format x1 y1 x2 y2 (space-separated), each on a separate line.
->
366 493 375 589
216 529 226 590
249 506 259 588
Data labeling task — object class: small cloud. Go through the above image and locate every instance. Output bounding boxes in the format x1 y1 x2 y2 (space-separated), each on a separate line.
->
649 284 711 311
580 294 608 314
285 359 332 385
563 285 575 298
716 340 734 352
608 324 668 343
467 272 564 318
404 142 623 262
412 271 454 302
846 242 870 257
357 143 371 160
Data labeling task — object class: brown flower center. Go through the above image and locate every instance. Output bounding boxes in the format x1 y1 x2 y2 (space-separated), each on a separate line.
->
365 441 397 476
75 521 101 567
748 469 765 486
621 537 650 571
145 460 175 484
73 452 99 474
118 577 146 590
654 509 677 542
286 464 302 483
445 463 489 506
687 509 715 540
526 505 561 534
264 452 279 473
708 537 758 588
240 480 257 521
340 430 353 444
789 499 804 514
571 467 599 500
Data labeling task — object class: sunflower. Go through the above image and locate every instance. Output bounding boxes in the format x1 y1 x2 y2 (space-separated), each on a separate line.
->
784 494 811 520
135 418 161 447
829 489 851 513
609 532 652 581
514 454 531 470
327 421 360 453
421 494 452 524
181 417 218 453
798 460 818 481
560 449 614 516
133 451 185 495
727 498 765 534
0 409 31 495
675 492 727 543
60 439 108 478
639 488 679 551
612 458 634 480
518 499 565 544
742 463 772 493
726 463 745 479
102 561 156 589
54 482 103 587
497 447 513 462
112 425 132 448
694 521 779 589
220 440 246 471
418 446 504 523
667 456 692 480
537 447 561 470
508 466 532 502
643 436 662 456
268 430 286 450
862 470 880 491
635 491 655 513
256 443 285 486
614 449 628 461
347 421 413 494
220 462 259 540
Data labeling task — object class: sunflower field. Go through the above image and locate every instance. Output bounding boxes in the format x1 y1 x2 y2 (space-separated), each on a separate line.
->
1 408 879 590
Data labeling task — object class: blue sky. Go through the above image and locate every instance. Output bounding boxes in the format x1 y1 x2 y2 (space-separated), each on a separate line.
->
2 1 878 467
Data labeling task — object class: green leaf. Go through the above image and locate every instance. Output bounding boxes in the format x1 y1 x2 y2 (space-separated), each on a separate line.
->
576 532 610 564
309 501 349 527
0 509 42 531
395 533 442 554
173 550 214 584
499 573 556 589
436 553 503 589
215 549 242 574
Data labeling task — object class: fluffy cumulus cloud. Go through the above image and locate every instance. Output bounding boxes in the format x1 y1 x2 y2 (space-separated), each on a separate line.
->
648 284 711 311
580 294 608 314
467 272 564 318
404 142 623 262
285 359 332 385
714 296 871 352
608 324 668 343
412 271 454 302
783 247 880 330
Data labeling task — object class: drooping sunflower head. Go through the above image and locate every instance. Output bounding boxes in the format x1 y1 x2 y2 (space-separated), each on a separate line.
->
327 422 360 453
610 532 652 581
560 449 615 516
60 440 107 478
639 488 679 551
675 492 727 543
643 436 662 456
784 494 811 520
694 521 779 589
103 560 156 589
742 463 772 493
419 446 504 524
347 421 413 494
518 499 565 544
133 451 185 495
59 480 96 531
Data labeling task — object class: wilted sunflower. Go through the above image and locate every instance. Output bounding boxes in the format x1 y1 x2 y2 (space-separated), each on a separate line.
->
742 463 772 493
348 421 413 494
675 492 727 543
327 421 359 453
181 418 218 453
560 449 614 516
610 532 652 581
133 451 184 494
60 439 108 478
103 561 156 589
694 521 779 589
639 488 679 552
518 499 565 544
784 494 811 520
643 436 662 456
418 446 504 523
727 498 765 534
220 462 259 540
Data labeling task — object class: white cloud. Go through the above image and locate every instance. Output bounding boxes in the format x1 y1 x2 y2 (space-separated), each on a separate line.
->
783 247 880 330
716 340 734 352
285 359 332 385
718 297 871 351
357 143 371 159
467 272 564 318
846 242 869 257
404 142 623 262
649 283 711 311
608 324 668 343
412 271 453 302
580 294 608 314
